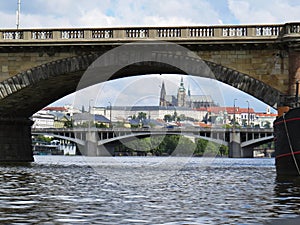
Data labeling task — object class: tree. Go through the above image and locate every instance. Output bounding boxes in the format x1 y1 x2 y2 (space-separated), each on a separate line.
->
174 137 196 156
35 135 52 143
219 145 228 156
173 111 178 121
64 120 73 128
194 139 228 157
164 114 172 122
137 112 147 120
178 114 186 121
263 121 271 129
195 139 208 156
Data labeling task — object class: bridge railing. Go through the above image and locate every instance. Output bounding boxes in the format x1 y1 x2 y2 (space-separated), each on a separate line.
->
0 23 299 41
32 127 274 133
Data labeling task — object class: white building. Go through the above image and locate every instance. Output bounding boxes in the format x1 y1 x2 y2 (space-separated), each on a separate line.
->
196 106 260 127
32 112 54 128
43 105 81 117
254 107 277 128
92 106 207 122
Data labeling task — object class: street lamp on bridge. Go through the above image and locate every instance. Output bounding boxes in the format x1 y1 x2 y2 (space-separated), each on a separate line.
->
16 0 21 29
89 99 93 113
108 101 112 128
246 100 250 127
233 98 237 128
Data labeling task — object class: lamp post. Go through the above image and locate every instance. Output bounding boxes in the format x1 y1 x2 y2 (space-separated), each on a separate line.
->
246 100 250 127
88 99 93 130
89 99 93 113
108 101 112 128
16 0 21 29
296 80 299 103
233 98 237 128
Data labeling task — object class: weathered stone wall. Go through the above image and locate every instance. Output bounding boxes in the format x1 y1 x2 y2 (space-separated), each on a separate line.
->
0 52 76 81
198 49 289 94
0 48 290 95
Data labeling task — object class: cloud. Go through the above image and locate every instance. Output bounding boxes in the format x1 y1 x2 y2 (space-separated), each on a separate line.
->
0 0 224 28
1 0 299 28
227 0 300 24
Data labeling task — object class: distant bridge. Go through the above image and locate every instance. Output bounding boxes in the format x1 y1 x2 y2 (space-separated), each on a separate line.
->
32 127 274 158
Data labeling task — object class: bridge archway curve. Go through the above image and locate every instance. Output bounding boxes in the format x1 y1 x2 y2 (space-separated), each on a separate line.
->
0 43 282 117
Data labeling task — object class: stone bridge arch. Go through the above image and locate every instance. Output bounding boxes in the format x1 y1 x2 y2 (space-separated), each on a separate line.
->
0 46 280 163
0 45 282 118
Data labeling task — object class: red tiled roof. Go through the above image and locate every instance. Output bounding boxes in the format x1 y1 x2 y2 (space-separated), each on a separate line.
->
256 113 278 117
194 122 211 128
43 107 67 111
196 106 255 114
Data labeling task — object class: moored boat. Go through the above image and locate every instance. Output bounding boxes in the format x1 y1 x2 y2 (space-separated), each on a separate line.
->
274 107 300 176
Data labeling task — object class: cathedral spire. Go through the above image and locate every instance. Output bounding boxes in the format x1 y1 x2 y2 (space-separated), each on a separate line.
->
179 77 185 91
177 77 186 107
159 81 166 106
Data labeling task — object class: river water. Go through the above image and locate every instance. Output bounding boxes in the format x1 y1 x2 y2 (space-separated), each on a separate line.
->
0 156 300 224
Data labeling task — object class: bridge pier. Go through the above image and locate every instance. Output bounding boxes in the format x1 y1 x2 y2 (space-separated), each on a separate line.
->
79 131 114 156
80 131 98 156
229 131 242 158
0 118 33 162
229 131 254 158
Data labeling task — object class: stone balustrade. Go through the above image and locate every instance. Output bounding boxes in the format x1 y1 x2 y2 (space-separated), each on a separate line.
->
222 27 247 37
0 23 299 41
190 27 214 37
126 29 149 38
32 31 53 39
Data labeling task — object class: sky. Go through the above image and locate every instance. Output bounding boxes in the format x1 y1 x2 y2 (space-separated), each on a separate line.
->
1 0 299 112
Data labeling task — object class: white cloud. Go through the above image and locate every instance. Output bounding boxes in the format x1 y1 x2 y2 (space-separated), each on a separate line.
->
1 1 299 28
227 0 300 24
1 0 224 28
0 12 16 28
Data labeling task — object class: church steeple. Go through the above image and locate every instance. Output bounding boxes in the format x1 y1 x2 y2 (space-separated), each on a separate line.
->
159 81 166 106
177 77 186 107
187 84 191 108
179 77 185 91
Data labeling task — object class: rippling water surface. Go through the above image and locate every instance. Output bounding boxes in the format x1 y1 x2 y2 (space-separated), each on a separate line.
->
0 156 300 224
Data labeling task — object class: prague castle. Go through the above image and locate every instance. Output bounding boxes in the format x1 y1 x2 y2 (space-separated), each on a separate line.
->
159 77 217 109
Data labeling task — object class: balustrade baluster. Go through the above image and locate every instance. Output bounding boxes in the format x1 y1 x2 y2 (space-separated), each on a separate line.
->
190 29 194 37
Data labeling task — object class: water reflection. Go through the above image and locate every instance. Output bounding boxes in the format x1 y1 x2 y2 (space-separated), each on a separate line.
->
263 176 300 224
0 156 299 224
275 176 300 214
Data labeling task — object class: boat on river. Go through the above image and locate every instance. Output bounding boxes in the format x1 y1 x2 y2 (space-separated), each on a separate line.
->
274 107 300 176
32 140 77 155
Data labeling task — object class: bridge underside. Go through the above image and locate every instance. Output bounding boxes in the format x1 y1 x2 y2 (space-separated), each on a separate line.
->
0 45 282 162
0 51 282 117
0 118 33 162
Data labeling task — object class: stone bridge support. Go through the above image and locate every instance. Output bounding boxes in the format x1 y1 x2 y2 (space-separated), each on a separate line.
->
79 131 114 156
229 131 254 158
81 131 98 156
229 131 241 158
0 118 33 162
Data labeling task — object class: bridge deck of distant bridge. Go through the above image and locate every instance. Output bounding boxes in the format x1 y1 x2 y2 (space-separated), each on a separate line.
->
32 127 274 151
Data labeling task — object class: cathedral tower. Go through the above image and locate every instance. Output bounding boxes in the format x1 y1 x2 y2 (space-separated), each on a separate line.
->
159 81 166 106
177 77 186 107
